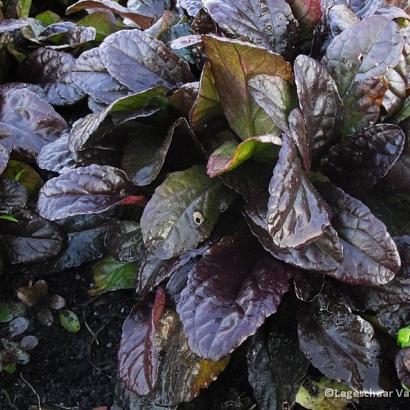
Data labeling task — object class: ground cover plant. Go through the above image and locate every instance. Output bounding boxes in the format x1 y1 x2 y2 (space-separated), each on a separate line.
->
1 0 410 408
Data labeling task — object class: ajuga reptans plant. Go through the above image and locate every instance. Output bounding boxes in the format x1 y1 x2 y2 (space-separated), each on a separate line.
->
1 0 410 408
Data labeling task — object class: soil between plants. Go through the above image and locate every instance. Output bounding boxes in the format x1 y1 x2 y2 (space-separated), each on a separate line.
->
0 266 257 410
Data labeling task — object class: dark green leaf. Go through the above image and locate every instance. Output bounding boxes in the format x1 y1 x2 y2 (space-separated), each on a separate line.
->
141 165 235 259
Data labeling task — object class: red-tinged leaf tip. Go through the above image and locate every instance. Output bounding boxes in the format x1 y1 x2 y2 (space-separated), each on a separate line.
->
153 288 166 324
119 195 147 206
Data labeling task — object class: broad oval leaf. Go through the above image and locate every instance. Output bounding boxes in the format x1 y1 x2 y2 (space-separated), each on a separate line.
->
37 165 143 220
42 225 111 273
203 0 298 54
37 22 96 49
298 294 382 392
0 210 66 264
323 16 404 134
319 183 401 285
100 29 193 94
127 0 169 18
71 48 130 105
141 165 235 259
177 231 292 360
203 35 292 139
37 135 76 174
267 134 332 249
321 124 405 191
294 55 342 160
24 48 85 106
346 235 410 311
327 4 358 37
0 88 67 160
324 16 403 96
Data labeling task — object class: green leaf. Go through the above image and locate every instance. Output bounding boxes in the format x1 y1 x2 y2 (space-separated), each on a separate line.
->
0 215 18 223
35 10 62 26
141 165 236 259
203 35 292 139
296 378 354 410
190 61 223 131
3 160 43 199
207 135 281 177
3 363 17 374
392 96 410 124
398 325 410 348
19 0 31 18
0 301 25 323
89 256 137 296
78 12 117 42
248 74 296 133
59 310 81 333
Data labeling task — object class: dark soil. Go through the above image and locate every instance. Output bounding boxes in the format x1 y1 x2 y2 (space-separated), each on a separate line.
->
0 267 257 410
0 266 135 410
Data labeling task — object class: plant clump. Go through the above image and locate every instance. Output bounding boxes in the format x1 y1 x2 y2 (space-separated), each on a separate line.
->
1 0 410 409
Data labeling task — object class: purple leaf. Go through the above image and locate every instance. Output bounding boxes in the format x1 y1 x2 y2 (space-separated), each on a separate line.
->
99 29 193 94
118 289 166 394
0 88 67 160
322 124 405 191
267 134 332 249
37 165 144 220
177 231 292 360
319 183 401 285
298 293 383 392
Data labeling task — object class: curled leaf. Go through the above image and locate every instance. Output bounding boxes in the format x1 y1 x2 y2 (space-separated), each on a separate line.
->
67 0 154 29
294 55 342 160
